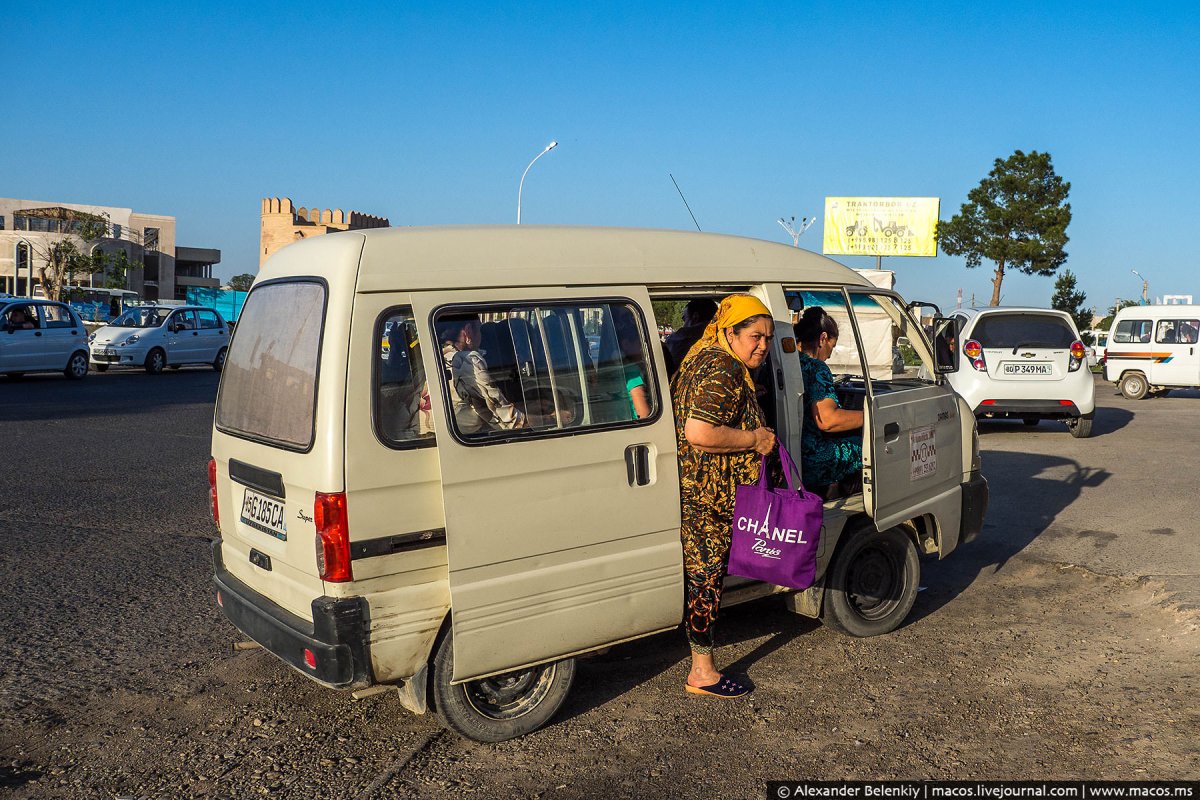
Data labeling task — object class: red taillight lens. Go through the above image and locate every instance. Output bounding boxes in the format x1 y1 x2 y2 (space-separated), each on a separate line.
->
315 492 352 582
972 358 986 371
303 648 317 669
208 458 220 527
963 340 983 359
1070 341 1086 360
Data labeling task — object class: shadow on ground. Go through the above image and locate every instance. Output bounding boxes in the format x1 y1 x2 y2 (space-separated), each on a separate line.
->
910 450 1109 625
976 406 1133 438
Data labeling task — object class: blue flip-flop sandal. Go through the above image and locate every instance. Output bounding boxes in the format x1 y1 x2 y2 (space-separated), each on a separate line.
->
685 674 753 698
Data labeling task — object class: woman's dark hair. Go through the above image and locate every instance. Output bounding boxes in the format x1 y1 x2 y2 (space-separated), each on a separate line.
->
730 314 772 334
795 306 839 347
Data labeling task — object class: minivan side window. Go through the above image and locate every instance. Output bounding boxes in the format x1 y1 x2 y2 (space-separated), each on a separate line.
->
216 281 326 450
375 308 435 447
1113 319 1152 344
433 301 658 443
1155 318 1199 344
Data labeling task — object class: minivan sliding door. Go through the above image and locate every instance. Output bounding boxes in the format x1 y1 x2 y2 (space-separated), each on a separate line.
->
411 287 683 682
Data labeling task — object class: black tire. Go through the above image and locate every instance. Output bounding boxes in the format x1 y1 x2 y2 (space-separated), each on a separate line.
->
821 525 920 637
1067 416 1093 438
431 631 575 742
95 364 109 372
213 347 227 372
144 348 166 374
64 351 89 380
168 364 181 370
1120 371 1148 400
1023 416 1040 427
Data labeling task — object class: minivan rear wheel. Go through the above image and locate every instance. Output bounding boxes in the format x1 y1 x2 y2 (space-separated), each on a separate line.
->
1120 371 1148 400
821 524 919 637
213 347 227 372
431 630 575 742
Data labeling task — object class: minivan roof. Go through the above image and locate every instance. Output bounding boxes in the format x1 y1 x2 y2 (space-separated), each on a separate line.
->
261 225 874 293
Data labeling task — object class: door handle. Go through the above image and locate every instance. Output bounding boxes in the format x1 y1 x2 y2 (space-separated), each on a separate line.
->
624 444 651 487
884 422 901 442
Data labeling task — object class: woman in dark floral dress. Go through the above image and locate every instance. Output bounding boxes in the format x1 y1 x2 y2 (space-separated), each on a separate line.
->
670 294 776 698
795 306 863 492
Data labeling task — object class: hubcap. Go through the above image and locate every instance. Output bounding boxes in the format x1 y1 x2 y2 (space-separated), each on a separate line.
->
846 543 903 620
464 663 555 721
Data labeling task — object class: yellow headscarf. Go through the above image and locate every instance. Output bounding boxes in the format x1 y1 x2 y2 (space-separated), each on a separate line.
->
678 294 772 387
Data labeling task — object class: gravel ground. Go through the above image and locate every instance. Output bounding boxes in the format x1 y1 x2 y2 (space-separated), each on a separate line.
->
1 371 1197 799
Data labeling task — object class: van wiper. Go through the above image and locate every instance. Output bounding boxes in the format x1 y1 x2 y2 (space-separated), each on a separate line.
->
1010 341 1057 354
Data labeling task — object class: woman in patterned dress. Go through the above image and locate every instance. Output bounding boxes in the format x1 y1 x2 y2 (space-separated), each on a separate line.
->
795 306 863 494
671 294 776 698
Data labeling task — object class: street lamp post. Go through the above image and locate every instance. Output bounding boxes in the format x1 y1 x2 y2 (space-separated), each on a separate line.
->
1131 269 1149 304
517 140 558 224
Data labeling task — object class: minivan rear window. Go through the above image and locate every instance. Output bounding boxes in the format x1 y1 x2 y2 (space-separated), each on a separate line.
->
216 281 326 450
970 314 1076 349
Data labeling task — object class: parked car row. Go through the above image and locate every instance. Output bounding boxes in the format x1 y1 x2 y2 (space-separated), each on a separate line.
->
1 297 229 379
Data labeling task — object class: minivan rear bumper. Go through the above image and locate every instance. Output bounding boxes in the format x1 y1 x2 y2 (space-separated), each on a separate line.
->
212 542 373 689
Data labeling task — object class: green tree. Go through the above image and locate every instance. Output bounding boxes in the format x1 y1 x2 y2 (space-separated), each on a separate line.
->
29 214 112 300
228 273 255 292
938 150 1072 306
99 249 138 290
1051 269 1092 343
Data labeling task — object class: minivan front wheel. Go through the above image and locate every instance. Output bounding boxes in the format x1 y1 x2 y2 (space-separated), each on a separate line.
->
821 525 919 637
1120 371 1148 400
431 631 576 742
64 351 89 380
144 348 166 374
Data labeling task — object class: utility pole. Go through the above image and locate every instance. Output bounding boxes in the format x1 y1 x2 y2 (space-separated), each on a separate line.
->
777 216 814 247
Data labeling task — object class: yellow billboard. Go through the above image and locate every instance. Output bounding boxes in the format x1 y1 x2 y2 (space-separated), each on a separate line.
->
823 197 940 257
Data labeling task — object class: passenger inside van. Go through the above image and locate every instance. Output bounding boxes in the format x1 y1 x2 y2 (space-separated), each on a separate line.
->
437 314 526 434
663 298 718 377
795 307 864 499
611 305 652 419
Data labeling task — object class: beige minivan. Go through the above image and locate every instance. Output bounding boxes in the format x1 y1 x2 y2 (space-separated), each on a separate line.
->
209 226 987 742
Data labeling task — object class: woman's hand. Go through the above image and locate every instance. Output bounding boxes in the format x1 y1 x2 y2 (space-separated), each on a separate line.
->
685 418 774 454
752 426 776 454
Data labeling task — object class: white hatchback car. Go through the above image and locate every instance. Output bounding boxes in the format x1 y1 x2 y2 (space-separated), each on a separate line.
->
89 305 230 373
0 299 91 379
945 307 1096 438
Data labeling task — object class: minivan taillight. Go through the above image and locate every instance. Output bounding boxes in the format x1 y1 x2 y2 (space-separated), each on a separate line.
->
315 492 352 582
208 458 219 528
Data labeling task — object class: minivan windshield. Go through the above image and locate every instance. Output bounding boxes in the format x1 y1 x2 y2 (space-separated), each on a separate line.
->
111 307 173 328
971 313 1076 349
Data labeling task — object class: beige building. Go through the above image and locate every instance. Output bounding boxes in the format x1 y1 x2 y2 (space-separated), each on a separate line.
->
0 198 220 301
260 197 389 266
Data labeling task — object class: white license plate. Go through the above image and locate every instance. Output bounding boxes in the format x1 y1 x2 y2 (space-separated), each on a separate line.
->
240 488 288 540
105 348 118 356
1003 363 1052 376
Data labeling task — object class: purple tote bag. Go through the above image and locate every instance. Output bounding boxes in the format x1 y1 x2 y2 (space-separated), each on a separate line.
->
727 443 824 590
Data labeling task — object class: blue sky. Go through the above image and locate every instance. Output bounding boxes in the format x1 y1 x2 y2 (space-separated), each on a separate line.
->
8 1 1198 312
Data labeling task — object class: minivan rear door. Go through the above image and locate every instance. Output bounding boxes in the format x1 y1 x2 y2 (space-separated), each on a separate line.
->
411 287 684 681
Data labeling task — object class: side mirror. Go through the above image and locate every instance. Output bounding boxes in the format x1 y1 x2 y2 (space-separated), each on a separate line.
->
931 316 959 374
